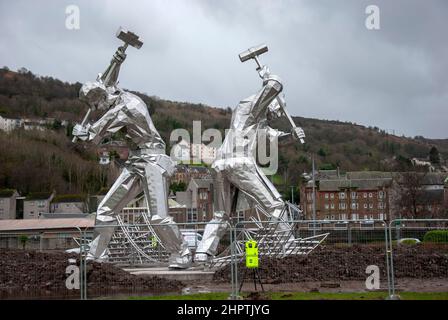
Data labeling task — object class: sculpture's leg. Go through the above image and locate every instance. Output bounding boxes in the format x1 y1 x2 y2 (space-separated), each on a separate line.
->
90 167 142 259
195 171 233 260
140 155 192 268
226 159 290 233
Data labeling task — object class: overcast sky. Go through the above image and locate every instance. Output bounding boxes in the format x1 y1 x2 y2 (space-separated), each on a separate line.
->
0 0 447 138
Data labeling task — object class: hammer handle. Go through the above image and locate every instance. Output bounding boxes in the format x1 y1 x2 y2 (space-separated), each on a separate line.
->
72 108 92 143
276 97 305 144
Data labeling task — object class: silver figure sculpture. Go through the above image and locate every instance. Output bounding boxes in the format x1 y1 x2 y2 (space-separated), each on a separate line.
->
72 27 191 268
195 45 306 262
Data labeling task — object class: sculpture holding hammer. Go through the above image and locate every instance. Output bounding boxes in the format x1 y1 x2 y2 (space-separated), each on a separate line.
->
195 44 306 263
72 27 192 268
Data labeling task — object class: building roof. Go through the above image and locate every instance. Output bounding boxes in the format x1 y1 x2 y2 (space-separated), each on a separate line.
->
316 177 392 191
168 198 186 209
51 194 86 203
0 189 18 198
26 192 54 200
346 171 393 180
191 178 213 189
0 218 94 232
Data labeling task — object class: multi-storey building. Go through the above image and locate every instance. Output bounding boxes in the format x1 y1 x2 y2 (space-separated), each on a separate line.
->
172 164 212 185
301 171 393 221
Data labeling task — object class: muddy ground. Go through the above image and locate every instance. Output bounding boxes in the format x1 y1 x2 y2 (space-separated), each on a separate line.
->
0 249 184 299
213 243 448 283
1 244 447 299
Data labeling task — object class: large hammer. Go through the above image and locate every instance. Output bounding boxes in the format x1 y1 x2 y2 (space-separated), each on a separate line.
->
72 27 143 143
238 44 305 144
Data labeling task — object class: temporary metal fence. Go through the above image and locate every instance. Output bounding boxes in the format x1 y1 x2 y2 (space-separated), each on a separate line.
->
228 219 390 298
1 218 447 300
387 219 448 298
0 229 87 299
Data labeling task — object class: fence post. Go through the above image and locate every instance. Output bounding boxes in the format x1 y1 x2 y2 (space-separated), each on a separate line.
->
348 224 352 246
388 220 396 299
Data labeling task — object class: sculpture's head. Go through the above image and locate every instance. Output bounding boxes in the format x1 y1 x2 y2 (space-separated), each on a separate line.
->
79 81 119 110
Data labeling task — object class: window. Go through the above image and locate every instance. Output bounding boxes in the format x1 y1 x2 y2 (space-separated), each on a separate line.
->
0 199 3 204
325 193 329 199
379 213 385 220
330 193 334 199
38 201 45 208
351 192 357 199
351 203 357 210
340 214 347 220
364 204 368 209
351 213 359 220
369 193 373 198
325 215 330 220
330 215 335 220
363 193 367 198
339 203 346 210
379 191 384 198
339 192 346 199
330 204 335 209
369 214 374 219
324 204 329 210
369 203 373 209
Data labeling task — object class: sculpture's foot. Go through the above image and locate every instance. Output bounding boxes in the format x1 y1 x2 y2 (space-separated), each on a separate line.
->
168 253 192 269
194 253 210 263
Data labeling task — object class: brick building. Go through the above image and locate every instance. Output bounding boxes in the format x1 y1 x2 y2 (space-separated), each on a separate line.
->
300 171 393 221
175 178 214 222
172 165 212 185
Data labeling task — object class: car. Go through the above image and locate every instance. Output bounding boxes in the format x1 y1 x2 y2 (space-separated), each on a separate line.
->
398 238 421 244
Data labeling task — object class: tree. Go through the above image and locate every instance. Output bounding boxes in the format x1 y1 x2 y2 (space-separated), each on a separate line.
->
394 172 442 218
19 235 29 250
429 146 440 164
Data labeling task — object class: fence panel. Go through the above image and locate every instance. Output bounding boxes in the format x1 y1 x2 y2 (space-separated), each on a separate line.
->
218 220 390 298
388 219 448 297
0 230 84 299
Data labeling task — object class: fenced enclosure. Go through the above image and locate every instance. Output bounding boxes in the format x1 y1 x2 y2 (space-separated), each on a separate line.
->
0 219 447 300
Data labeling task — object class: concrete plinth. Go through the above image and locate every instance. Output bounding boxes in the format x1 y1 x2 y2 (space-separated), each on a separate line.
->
123 267 215 282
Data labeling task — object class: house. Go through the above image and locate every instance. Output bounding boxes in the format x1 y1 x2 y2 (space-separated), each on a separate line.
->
50 194 87 215
176 178 214 222
0 189 20 220
172 164 212 184
300 171 393 221
170 139 217 165
23 192 55 219
0 115 23 132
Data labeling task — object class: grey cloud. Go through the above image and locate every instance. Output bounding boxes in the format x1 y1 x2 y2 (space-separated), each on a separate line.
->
0 0 446 138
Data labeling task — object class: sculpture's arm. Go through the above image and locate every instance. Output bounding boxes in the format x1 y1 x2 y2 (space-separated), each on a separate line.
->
250 75 283 121
100 46 127 87
87 103 127 145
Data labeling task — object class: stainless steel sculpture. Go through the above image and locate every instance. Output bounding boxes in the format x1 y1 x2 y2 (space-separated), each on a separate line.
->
72 27 191 268
195 44 307 263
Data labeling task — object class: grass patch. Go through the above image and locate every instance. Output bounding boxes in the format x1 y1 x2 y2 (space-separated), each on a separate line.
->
129 291 448 300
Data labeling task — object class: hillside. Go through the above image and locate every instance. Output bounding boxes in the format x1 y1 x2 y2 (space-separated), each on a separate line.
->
0 67 447 197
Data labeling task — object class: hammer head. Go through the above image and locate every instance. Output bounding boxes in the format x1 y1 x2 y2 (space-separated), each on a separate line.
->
116 27 143 49
239 44 268 62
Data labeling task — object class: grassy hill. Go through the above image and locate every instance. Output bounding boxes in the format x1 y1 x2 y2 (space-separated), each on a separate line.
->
0 67 446 197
